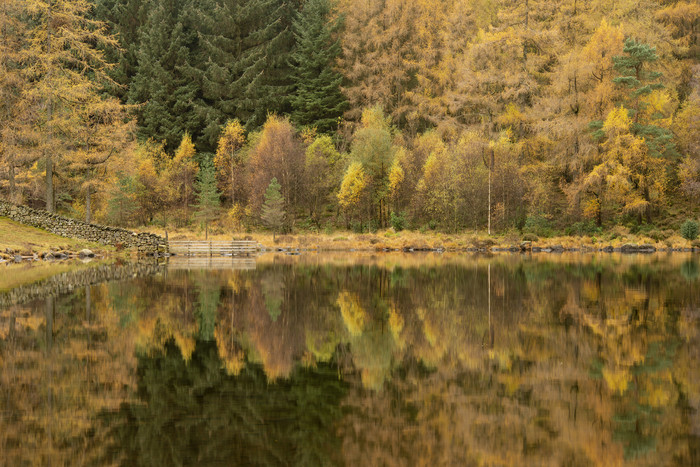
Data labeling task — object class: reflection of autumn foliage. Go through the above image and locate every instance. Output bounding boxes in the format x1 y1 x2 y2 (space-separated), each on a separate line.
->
1 254 698 464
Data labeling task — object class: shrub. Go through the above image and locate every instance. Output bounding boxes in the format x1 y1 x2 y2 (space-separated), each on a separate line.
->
680 219 699 241
522 233 538 242
390 211 406 231
565 220 602 237
523 215 554 237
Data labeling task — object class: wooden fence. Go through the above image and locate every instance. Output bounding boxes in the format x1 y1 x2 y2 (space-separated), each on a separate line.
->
167 256 257 270
168 240 260 257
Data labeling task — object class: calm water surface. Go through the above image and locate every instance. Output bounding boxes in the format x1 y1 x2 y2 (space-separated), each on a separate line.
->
1 253 699 466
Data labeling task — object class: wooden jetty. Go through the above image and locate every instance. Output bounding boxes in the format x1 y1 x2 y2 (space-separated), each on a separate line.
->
168 240 260 257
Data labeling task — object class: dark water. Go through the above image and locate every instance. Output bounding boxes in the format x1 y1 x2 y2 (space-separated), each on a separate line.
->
1 253 699 466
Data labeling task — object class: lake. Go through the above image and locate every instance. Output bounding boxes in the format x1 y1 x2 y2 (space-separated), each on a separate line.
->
1 253 698 465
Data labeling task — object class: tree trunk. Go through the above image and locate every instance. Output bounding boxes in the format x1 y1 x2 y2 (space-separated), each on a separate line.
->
9 162 15 199
46 156 54 212
45 0 54 213
85 185 91 223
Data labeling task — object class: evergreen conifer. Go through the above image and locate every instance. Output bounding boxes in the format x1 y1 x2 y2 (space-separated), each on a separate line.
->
193 158 221 239
289 0 348 133
261 177 285 239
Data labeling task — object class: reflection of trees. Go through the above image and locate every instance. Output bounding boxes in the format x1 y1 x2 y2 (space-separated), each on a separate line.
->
95 339 347 466
1 254 698 464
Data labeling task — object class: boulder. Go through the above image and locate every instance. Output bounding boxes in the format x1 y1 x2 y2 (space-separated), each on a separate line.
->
14 255 22 263
79 249 95 258
520 241 532 251
620 243 639 252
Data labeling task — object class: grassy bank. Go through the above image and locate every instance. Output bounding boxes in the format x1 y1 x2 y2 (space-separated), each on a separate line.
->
0 217 112 258
138 225 699 252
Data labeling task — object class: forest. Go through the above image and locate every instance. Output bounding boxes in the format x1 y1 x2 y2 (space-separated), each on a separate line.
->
0 0 698 236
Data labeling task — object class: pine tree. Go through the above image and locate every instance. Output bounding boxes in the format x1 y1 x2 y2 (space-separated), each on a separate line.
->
129 0 204 152
94 0 152 101
289 0 347 133
193 157 220 239
610 38 678 160
261 177 285 239
197 0 299 147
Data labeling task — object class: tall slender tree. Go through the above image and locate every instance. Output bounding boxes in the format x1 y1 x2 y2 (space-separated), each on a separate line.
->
23 0 119 212
289 0 347 133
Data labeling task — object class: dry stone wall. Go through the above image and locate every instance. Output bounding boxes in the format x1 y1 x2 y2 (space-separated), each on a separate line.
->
0 200 166 254
0 261 166 308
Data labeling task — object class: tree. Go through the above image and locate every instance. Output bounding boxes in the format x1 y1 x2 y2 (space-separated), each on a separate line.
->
0 0 37 203
303 134 343 226
348 107 398 227
193 158 220 239
23 0 120 212
128 0 203 152
580 106 667 225
196 0 301 146
289 0 348 133
213 119 246 205
338 162 367 229
261 177 285 239
165 133 199 225
609 38 677 160
247 115 305 219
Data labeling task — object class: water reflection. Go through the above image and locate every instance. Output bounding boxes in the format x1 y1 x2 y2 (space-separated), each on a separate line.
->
0 253 698 465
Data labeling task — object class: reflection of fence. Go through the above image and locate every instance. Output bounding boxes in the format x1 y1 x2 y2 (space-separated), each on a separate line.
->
167 256 257 270
168 240 260 256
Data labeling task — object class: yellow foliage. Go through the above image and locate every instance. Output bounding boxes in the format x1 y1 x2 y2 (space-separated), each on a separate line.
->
603 106 631 135
214 119 245 171
337 291 366 336
388 157 405 198
603 367 630 394
360 106 392 131
583 197 601 220
338 162 368 210
173 132 197 165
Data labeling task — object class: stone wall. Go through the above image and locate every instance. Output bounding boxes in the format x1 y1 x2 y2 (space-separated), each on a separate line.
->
0 261 166 308
0 200 166 254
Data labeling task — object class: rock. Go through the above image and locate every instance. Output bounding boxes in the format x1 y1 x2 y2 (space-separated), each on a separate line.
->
79 249 95 258
45 253 55 261
549 245 564 252
532 247 542 252
520 241 532 251
14 255 22 263
620 243 639 252
639 244 656 253
602 246 614 252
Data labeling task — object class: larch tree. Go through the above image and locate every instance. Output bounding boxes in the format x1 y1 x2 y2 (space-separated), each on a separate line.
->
213 119 246 206
65 95 134 223
0 0 37 203
246 115 305 221
165 132 199 225
23 0 120 213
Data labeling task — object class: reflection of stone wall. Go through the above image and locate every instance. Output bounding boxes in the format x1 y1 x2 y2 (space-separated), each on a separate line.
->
0 261 166 308
0 200 165 253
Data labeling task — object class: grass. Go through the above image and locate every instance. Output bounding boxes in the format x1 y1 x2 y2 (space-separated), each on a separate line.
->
135 224 699 252
0 216 112 256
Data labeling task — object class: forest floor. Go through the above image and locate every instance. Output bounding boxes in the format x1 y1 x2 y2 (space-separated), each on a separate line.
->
139 225 699 252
